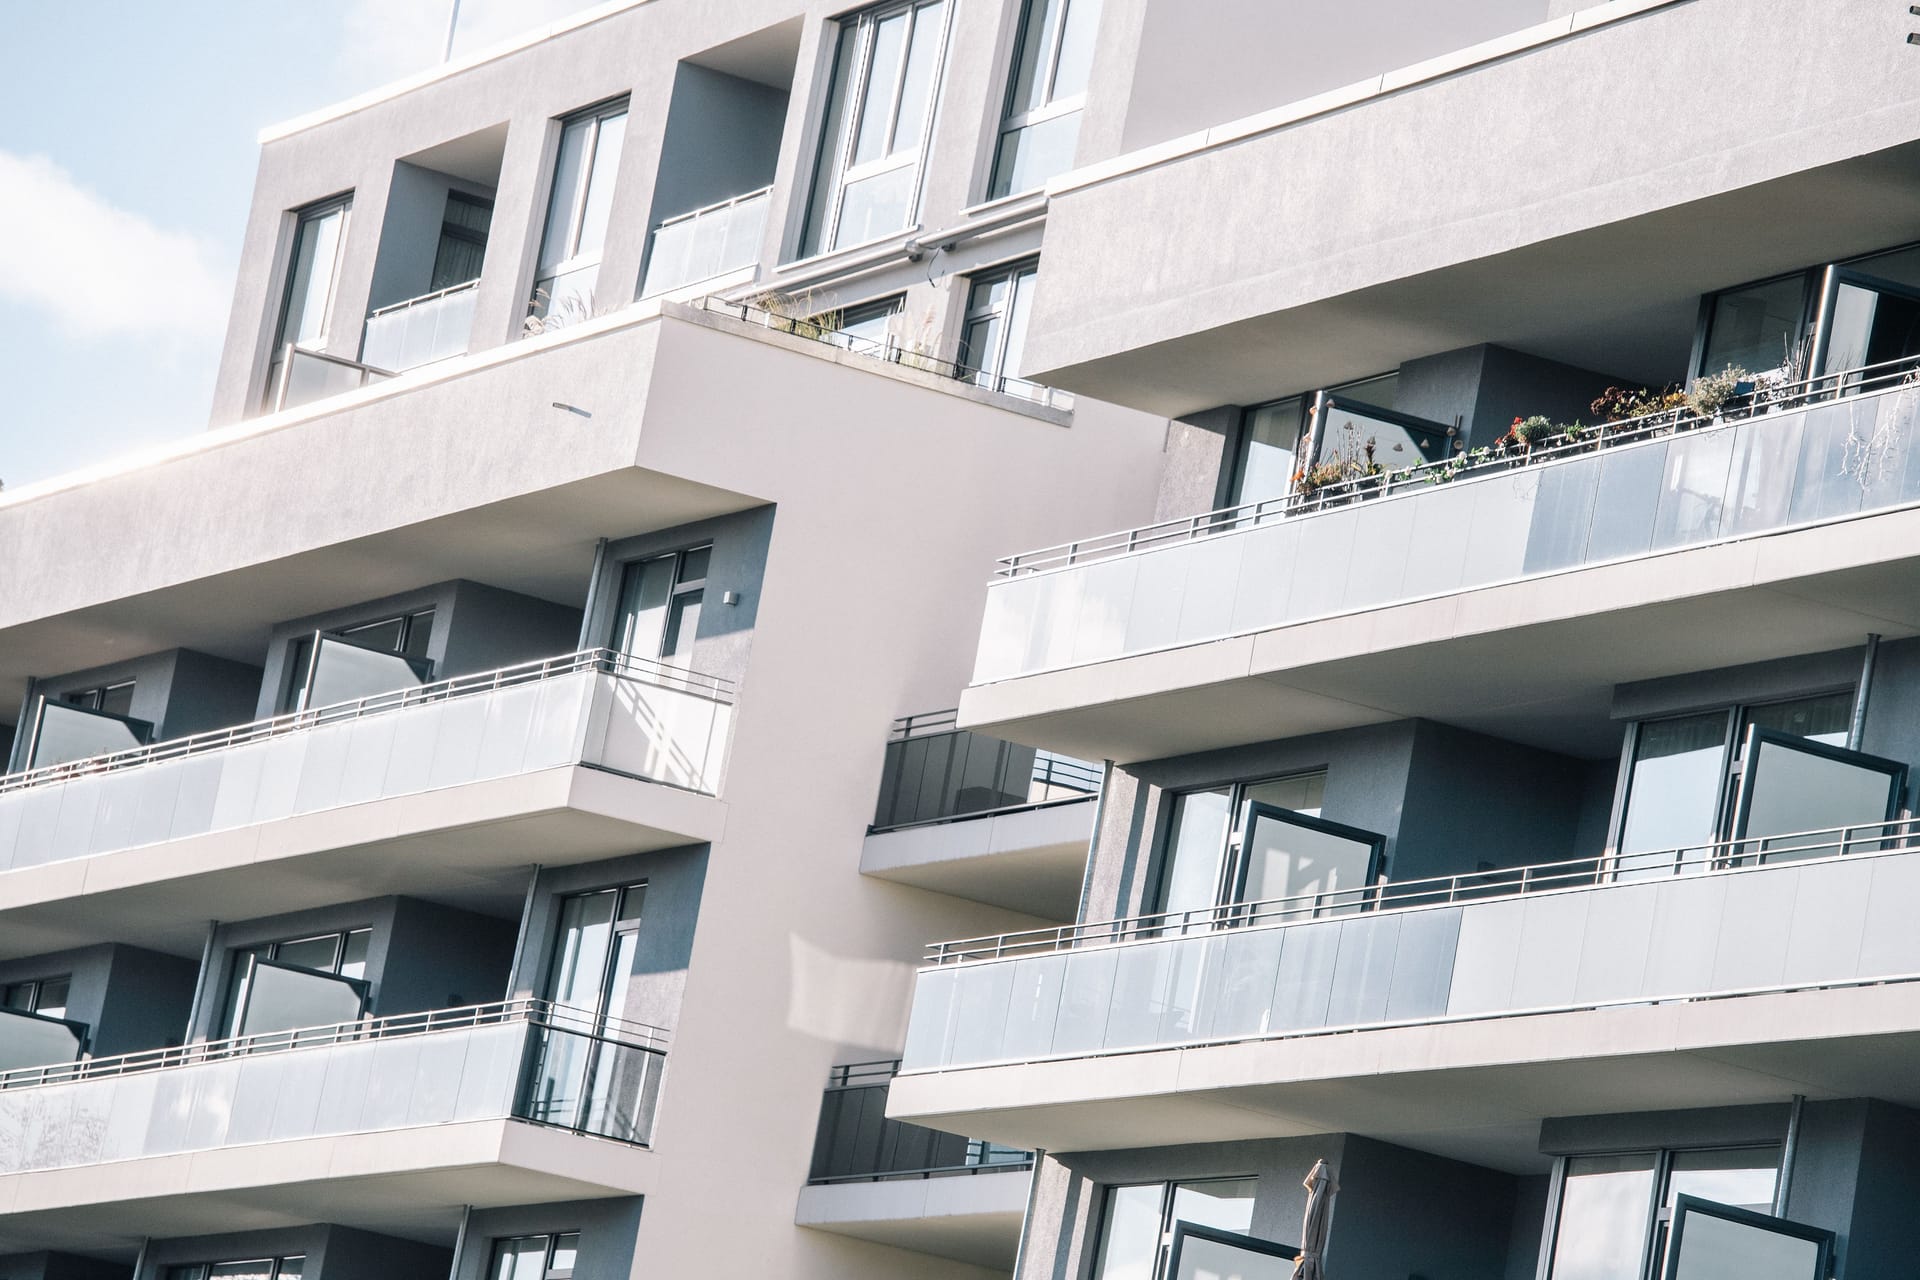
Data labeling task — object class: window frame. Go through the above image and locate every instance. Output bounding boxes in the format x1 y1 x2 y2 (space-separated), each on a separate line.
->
1 974 73 1018
1544 1144 1783 1280
1165 1221 1299 1279
164 1255 307 1280
1663 1194 1833 1280
223 926 373 1036
545 882 647 1022
1607 689 1859 873
488 1232 581 1280
1092 1176 1260 1280
959 258 1040 389
280 606 436 713
1148 771 1336 917
801 0 953 257
431 189 495 291
530 97 630 320
610 544 710 665
986 0 1097 199
266 195 353 406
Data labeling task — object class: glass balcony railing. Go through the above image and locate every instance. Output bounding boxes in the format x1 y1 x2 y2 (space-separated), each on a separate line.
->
0 649 733 875
272 345 393 413
808 1059 1031 1184
975 359 1920 683
360 281 479 373
872 711 1101 831
0 999 667 1177
901 818 1920 1073
640 188 771 298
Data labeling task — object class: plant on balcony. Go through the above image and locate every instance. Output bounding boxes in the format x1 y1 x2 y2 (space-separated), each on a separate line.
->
1592 383 1689 429
749 287 842 342
523 286 596 336
1293 429 1384 499
1686 365 1751 420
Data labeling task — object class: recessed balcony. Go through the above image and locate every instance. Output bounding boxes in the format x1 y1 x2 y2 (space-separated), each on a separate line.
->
0 999 659 1239
890 819 1920 1162
639 188 771 298
0 650 731 957
962 366 1920 762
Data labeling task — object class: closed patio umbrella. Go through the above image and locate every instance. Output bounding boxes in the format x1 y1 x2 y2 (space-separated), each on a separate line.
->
1294 1159 1338 1280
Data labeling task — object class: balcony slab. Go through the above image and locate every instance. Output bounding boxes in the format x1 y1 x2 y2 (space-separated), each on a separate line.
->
795 1168 1031 1270
861 798 1096 921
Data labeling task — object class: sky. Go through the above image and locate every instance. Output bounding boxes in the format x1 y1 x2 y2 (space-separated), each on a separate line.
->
0 0 598 491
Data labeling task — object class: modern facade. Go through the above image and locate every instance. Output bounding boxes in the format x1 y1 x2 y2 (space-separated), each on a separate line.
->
5 2 1920 1280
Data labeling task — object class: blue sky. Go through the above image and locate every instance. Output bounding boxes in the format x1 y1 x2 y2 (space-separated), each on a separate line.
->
0 0 594 490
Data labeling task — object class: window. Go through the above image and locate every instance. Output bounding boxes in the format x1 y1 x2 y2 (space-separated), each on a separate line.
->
1 975 71 1020
165 1257 305 1280
489 1234 579 1280
280 607 435 712
1665 1196 1833 1280
612 546 708 666
267 198 351 403
960 261 1039 391
834 295 907 353
1094 1178 1258 1280
531 100 629 326
223 928 371 1036
546 884 646 1020
1152 773 1382 923
61 681 136 719
801 0 949 257
1612 691 1870 877
431 190 494 291
1698 274 1809 379
1547 1147 1779 1280
989 0 1101 198
527 886 647 1135
1232 397 1309 507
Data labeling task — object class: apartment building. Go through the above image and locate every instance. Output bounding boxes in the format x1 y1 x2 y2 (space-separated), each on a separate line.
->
4 2 1918 1280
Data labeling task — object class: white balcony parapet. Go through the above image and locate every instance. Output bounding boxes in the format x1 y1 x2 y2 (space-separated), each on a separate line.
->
974 358 1920 683
361 280 480 372
0 648 733 874
901 818 1920 1073
0 998 667 1176
640 188 772 298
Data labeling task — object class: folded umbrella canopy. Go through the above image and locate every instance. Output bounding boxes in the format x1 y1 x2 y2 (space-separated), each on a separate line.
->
1294 1159 1338 1280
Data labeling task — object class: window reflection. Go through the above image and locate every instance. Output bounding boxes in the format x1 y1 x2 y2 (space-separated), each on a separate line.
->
1550 1154 1657 1280
1094 1177 1258 1280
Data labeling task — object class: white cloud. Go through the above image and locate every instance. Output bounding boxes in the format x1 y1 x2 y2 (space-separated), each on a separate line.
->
341 0 605 86
0 151 230 346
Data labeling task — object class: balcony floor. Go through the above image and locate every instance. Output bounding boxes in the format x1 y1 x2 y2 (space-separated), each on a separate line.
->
0 763 722 960
0 1117 651 1252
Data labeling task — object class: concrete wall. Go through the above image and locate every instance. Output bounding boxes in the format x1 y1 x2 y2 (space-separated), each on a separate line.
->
1397 344 1632 451
0 1255 128 1280
1110 0 1554 152
0 944 196 1056
367 159 499 313
1154 409 1235 522
1397 721 1594 882
646 63 788 230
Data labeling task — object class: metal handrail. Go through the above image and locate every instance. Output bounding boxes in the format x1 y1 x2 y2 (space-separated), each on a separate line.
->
652 185 774 233
0 996 670 1092
992 352 1920 577
807 1149 1037 1184
366 278 480 318
923 816 1920 964
695 295 1076 412
0 646 733 796
826 1057 904 1088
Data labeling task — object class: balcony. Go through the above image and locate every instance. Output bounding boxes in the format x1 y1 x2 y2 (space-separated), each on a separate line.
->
0 650 730 954
962 366 1920 762
797 1060 1032 1270
889 820 1920 1160
1021 0 1920 413
0 999 659 1238
639 188 771 298
271 346 392 414
359 282 479 373
861 712 1100 918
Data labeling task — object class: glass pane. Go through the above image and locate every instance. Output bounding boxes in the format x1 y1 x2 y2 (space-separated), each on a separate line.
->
1244 772 1325 817
999 268 1037 381
207 1262 275 1280
961 314 1002 379
1170 1178 1257 1233
1235 398 1307 506
802 25 860 256
1822 283 1879 377
1171 1230 1295 1280
1051 0 1101 99
237 961 364 1036
1667 1204 1824 1280
1742 692 1851 748
990 110 1084 199
98 683 136 719
282 205 346 346
550 889 618 1013
273 934 341 972
281 636 315 712
306 636 430 708
1158 789 1232 918
492 1238 551 1280
539 117 591 271
1007 0 1059 114
1093 1184 1165 1280
550 1235 580 1276
1317 401 1446 472
662 593 702 664
1703 276 1805 377
339 928 371 981
575 111 627 262
339 616 405 651
1739 735 1902 861
403 608 435 660
678 545 711 584
853 14 910 166
1550 1153 1657 1280
0 1007 85 1071
890 3 945 154
1616 713 1729 878
615 555 677 659
1669 1148 1779 1213
840 299 901 349
35 976 70 1020
834 164 916 250
29 702 151 768
1240 809 1378 913
277 1260 305 1280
